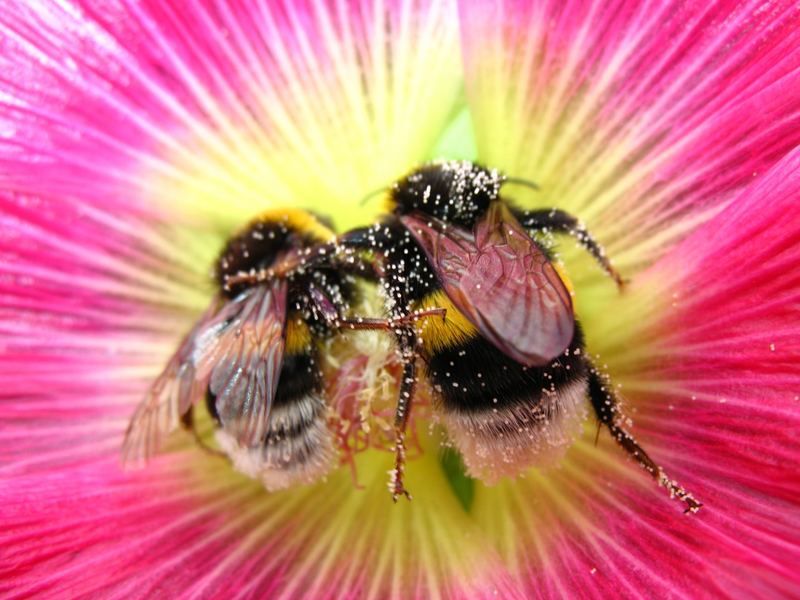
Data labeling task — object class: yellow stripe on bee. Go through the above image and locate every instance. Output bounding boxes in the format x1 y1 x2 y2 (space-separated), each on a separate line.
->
414 262 573 354
552 261 576 306
381 191 397 215
285 313 313 354
413 291 478 354
254 208 335 243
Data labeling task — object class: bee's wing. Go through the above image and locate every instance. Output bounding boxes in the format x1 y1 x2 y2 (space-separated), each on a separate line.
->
401 202 574 366
203 279 287 447
121 297 223 467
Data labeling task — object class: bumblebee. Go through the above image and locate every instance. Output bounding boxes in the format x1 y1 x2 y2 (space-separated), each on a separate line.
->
122 209 368 490
338 161 701 511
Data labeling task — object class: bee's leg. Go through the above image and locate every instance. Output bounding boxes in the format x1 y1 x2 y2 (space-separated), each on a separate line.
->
587 367 702 514
336 226 374 250
180 407 227 459
329 308 446 332
223 239 345 290
331 228 386 281
223 230 381 291
310 285 445 331
333 255 383 282
518 208 626 288
389 330 418 502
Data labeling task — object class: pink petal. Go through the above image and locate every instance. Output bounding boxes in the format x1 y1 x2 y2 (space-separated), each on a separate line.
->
639 145 800 506
467 147 800 598
1 0 465 230
458 0 800 268
0 3 524 597
4 0 800 598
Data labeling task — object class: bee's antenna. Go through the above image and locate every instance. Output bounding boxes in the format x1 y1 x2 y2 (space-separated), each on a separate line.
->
359 186 389 207
503 177 540 192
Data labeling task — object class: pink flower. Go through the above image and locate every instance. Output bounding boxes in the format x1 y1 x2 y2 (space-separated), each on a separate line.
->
3 1 800 597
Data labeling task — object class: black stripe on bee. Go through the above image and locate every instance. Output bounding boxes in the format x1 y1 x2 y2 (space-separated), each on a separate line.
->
425 324 587 414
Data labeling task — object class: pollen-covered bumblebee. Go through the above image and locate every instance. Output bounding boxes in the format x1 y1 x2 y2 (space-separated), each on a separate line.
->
338 160 701 511
122 209 366 490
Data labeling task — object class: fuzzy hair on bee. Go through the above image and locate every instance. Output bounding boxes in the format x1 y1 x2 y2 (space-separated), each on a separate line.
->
122 208 372 491
336 160 701 512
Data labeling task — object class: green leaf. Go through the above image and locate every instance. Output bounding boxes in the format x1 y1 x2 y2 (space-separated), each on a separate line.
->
439 447 475 512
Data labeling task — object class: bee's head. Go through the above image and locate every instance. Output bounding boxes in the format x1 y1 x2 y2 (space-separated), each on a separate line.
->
388 161 503 228
216 209 334 296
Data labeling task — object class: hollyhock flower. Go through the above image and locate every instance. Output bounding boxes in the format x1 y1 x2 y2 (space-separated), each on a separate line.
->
2 0 800 597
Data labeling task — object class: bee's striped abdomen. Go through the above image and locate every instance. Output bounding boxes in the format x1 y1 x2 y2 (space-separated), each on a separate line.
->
426 326 589 482
212 351 335 491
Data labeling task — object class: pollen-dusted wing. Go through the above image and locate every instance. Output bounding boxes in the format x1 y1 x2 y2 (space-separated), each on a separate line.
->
121 279 288 466
401 202 574 366
203 279 287 447
121 297 222 466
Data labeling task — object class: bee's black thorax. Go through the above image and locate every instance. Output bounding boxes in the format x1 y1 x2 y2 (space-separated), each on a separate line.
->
215 212 359 336
216 220 319 299
389 161 502 228
354 219 442 312
359 161 505 310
